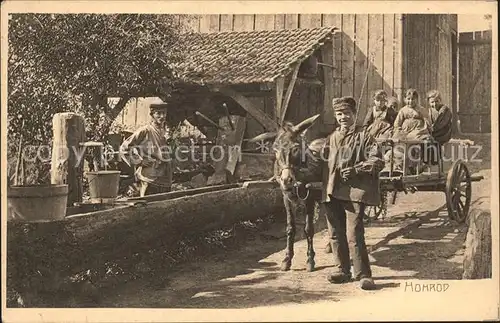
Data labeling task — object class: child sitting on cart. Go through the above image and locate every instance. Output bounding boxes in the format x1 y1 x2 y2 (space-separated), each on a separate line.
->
424 90 453 165
380 89 432 175
362 90 398 140
387 96 399 115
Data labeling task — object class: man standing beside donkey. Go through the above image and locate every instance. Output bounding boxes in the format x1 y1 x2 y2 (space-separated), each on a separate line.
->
300 96 385 290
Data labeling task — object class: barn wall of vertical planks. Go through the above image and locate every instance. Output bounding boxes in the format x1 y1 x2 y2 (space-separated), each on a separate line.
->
401 14 458 117
457 30 492 134
192 13 408 129
116 14 458 134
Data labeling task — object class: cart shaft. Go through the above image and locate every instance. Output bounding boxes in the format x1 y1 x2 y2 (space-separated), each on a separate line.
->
470 175 484 182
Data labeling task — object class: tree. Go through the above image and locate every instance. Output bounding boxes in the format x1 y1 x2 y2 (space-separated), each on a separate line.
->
8 13 191 183
483 14 492 29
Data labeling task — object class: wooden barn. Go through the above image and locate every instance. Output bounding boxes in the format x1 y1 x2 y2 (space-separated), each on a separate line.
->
115 14 458 136
111 14 459 182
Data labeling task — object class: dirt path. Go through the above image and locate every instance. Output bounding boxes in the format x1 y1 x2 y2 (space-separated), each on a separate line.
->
99 169 491 308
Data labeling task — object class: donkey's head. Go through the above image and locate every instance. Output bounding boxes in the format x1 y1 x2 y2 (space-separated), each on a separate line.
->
247 114 320 191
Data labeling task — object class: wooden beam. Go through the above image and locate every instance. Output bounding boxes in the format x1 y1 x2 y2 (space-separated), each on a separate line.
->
212 86 278 131
321 39 337 131
225 116 247 175
126 184 239 203
280 64 300 124
275 76 285 124
205 115 247 185
393 14 404 101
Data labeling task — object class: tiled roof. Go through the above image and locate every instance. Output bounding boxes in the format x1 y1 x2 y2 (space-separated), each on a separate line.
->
178 27 337 86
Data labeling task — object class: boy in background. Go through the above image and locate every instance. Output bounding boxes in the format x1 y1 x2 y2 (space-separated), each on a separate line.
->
387 96 400 115
424 90 453 166
427 90 452 145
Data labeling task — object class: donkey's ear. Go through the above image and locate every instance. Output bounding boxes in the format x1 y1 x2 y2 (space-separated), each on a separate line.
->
245 132 278 143
292 114 321 134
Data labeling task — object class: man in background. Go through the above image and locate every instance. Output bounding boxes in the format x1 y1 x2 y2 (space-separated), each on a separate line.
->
120 102 173 197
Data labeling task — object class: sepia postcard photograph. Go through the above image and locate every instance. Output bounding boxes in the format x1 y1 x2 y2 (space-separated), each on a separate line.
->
1 1 498 322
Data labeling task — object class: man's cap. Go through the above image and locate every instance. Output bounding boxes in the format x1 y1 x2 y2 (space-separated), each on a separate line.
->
332 96 357 112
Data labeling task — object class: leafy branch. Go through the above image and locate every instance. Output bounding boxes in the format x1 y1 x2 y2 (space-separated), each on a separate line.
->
8 13 190 183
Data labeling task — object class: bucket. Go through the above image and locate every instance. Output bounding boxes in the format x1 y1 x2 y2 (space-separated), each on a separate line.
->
8 184 69 222
85 170 121 203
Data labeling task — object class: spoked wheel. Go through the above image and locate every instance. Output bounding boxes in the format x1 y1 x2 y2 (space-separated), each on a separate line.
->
365 192 388 221
445 160 472 223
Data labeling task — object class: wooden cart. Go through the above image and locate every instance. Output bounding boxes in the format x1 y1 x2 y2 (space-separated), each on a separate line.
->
365 138 484 224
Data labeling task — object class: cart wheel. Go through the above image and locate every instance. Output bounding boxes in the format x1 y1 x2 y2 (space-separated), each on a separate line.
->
445 160 472 223
365 192 388 221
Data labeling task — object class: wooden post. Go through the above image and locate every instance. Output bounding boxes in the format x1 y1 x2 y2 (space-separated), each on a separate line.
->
51 112 86 207
225 116 247 175
275 76 284 124
321 38 337 134
212 86 278 131
463 209 492 279
207 115 247 186
280 64 300 125
394 14 405 101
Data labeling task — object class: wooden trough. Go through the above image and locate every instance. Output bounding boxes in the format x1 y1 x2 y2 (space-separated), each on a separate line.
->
9 181 284 249
7 180 285 307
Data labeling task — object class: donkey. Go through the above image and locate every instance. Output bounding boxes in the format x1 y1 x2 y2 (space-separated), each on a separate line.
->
247 114 326 272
